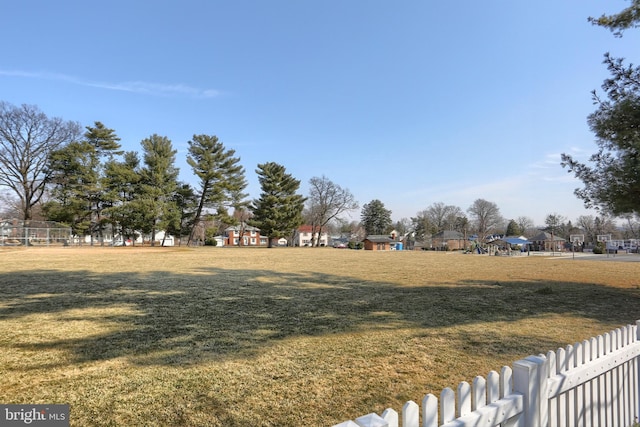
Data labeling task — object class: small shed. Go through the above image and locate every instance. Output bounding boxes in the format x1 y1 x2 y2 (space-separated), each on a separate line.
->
363 235 394 251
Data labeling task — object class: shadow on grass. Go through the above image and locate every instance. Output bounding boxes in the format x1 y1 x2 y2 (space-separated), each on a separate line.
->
1 267 638 367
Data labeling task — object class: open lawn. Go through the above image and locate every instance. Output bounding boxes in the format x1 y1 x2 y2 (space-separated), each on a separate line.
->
0 247 639 426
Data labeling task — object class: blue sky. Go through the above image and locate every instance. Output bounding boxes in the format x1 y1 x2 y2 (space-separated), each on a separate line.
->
2 1 639 226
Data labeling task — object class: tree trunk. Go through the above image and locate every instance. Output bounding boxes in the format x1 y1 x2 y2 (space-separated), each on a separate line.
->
187 189 207 246
310 223 317 247
316 225 323 247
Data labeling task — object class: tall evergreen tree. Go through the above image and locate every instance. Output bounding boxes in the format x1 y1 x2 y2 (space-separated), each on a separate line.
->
361 199 392 235
85 121 122 155
186 134 247 245
45 121 122 244
562 53 640 216
139 134 179 246
251 162 305 247
84 122 122 244
168 183 198 246
562 4 640 216
44 141 97 237
102 151 142 243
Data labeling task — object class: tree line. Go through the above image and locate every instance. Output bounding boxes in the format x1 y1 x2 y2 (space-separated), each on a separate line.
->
0 107 363 247
359 197 635 249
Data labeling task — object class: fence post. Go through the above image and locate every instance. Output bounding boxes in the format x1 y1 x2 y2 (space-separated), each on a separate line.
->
381 408 398 427
401 401 418 427
636 320 640 424
513 355 546 427
422 394 438 427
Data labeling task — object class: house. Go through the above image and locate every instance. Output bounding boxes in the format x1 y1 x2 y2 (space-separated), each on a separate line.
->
224 223 266 246
295 225 329 247
530 231 566 252
432 230 466 250
152 230 174 246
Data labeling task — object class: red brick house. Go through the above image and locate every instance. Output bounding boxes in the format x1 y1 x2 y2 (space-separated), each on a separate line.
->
530 231 566 252
224 223 268 246
432 230 467 250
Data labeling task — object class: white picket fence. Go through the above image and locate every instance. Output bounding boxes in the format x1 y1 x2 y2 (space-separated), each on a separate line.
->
334 320 640 427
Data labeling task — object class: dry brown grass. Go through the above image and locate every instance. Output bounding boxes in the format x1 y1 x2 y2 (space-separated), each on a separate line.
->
0 247 638 426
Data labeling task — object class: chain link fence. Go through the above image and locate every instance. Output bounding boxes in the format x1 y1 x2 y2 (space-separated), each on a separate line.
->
0 219 72 246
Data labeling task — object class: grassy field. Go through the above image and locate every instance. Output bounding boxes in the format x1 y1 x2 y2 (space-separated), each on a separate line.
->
0 247 639 426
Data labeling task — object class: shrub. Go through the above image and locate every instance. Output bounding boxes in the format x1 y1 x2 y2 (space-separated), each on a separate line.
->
348 241 363 250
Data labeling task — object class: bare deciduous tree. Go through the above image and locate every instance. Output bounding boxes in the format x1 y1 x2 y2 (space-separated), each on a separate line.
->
516 216 535 235
306 176 358 246
0 102 81 220
467 199 504 241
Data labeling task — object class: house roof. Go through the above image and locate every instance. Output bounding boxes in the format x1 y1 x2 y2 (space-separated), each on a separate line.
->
364 235 394 243
225 223 260 232
298 225 327 234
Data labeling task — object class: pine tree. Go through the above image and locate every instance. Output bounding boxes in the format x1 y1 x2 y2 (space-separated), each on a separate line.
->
139 134 179 246
505 219 522 236
361 199 392 235
186 134 247 245
45 122 122 244
251 162 305 247
102 151 142 244
562 3 640 216
44 141 98 237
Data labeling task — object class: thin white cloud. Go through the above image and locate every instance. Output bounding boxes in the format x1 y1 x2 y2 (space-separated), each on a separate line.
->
0 68 219 99
528 153 562 171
